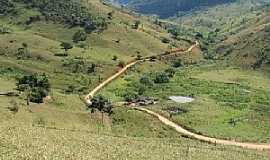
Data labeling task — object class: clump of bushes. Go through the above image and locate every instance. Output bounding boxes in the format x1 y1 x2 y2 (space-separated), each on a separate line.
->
16 73 50 103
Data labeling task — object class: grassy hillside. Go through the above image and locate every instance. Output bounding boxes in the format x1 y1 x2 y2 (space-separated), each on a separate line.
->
169 0 270 68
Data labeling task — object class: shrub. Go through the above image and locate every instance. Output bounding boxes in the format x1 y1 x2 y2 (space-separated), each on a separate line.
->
154 72 170 83
139 75 153 87
165 68 176 78
16 43 31 60
112 55 118 61
73 29 87 43
172 59 183 68
8 100 19 113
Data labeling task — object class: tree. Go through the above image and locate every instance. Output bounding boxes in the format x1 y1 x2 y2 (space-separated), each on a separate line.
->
16 74 50 104
73 29 87 43
88 95 113 123
60 42 73 53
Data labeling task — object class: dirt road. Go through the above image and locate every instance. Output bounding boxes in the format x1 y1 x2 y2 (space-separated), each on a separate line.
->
134 107 270 150
85 41 198 105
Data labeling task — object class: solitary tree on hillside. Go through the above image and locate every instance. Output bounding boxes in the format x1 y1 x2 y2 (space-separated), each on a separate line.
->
88 95 113 123
60 42 73 54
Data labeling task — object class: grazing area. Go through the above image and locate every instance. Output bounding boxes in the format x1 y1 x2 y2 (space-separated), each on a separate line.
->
101 61 270 143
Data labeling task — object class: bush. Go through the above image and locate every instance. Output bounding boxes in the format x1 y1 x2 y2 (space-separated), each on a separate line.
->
172 59 183 68
112 55 118 61
154 72 170 83
118 61 125 68
73 29 87 43
8 100 19 113
165 68 176 78
139 75 153 87
16 43 31 60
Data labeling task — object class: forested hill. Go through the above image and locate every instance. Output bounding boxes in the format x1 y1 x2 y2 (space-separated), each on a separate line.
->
113 0 237 18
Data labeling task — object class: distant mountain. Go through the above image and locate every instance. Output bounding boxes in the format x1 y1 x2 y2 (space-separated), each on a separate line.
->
113 0 237 18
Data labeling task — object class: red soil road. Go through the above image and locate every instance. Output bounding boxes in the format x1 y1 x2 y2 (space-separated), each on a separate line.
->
84 41 270 150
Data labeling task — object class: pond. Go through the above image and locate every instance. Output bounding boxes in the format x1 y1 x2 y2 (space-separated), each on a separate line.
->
169 96 194 104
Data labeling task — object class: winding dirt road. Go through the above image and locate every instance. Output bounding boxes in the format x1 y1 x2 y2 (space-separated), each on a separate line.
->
133 107 270 150
84 41 270 150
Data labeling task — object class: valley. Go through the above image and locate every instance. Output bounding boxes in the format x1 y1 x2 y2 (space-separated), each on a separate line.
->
0 0 270 159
